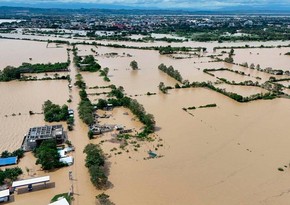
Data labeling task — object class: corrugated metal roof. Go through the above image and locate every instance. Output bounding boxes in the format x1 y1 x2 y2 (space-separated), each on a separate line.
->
12 176 50 188
0 157 17 166
0 189 9 198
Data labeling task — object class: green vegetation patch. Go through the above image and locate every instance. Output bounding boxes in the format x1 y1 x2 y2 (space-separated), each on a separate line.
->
1 149 24 159
43 100 68 122
0 62 69 82
83 144 107 189
73 46 101 72
0 167 23 185
35 140 66 170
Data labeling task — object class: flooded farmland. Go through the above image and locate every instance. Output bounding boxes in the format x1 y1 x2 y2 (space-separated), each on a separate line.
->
0 37 290 205
0 39 68 68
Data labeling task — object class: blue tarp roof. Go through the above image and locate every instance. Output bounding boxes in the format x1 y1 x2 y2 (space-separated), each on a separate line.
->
0 157 17 166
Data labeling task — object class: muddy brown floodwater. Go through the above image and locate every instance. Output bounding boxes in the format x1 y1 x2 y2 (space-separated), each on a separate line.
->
0 37 290 205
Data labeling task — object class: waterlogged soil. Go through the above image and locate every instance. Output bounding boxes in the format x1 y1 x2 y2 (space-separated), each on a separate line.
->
209 70 257 83
0 39 68 69
221 47 290 71
1 38 290 205
214 84 269 97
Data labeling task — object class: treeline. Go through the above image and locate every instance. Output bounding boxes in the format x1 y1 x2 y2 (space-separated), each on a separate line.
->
20 74 70 82
159 45 190 55
72 41 194 54
0 62 69 82
97 86 155 137
73 47 101 72
190 81 276 102
204 68 246 76
76 74 95 125
183 103 217 111
158 63 183 83
1 149 24 159
18 62 69 73
99 67 110 82
0 167 23 185
42 100 68 122
83 144 107 189
35 140 65 170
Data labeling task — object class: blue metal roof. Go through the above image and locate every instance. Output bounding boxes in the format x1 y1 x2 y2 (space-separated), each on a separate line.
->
0 157 17 166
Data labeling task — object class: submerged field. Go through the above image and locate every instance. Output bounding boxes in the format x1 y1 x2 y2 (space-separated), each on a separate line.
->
0 36 290 205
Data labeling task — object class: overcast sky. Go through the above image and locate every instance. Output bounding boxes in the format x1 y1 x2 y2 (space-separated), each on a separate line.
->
1 0 290 9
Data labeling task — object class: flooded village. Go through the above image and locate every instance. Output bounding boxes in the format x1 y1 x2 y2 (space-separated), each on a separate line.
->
0 7 290 205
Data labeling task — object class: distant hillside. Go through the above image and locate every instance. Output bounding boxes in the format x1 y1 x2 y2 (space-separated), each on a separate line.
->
0 5 289 17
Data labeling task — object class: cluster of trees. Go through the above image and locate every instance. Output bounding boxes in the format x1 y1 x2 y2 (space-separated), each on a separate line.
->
20 74 70 82
158 82 167 94
18 62 69 73
83 144 107 189
158 63 183 82
78 87 95 125
74 73 86 89
73 73 94 125
0 167 23 185
0 66 21 81
0 62 69 81
97 86 155 137
35 140 65 170
99 67 110 82
158 45 190 55
1 149 24 159
42 100 68 122
73 47 101 72
96 193 115 205
156 23 290 42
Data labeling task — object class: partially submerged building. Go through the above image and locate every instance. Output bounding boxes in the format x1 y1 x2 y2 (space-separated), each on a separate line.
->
22 125 66 151
0 189 10 202
90 124 114 135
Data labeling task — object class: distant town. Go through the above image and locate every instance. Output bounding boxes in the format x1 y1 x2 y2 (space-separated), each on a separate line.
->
0 7 289 42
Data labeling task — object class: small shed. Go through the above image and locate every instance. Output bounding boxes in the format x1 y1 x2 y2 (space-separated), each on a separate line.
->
0 157 18 167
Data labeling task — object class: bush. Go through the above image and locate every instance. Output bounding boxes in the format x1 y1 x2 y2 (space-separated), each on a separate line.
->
130 60 138 70
96 193 115 205
88 130 94 139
